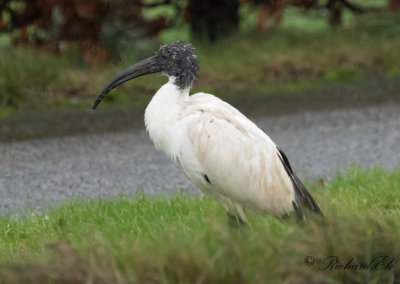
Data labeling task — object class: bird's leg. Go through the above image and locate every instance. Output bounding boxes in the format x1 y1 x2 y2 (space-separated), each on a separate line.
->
227 212 239 229
226 212 249 231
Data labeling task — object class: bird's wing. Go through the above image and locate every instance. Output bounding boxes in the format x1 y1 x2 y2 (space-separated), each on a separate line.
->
182 93 298 217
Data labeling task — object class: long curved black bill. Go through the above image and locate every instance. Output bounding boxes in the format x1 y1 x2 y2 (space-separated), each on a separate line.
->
92 55 161 110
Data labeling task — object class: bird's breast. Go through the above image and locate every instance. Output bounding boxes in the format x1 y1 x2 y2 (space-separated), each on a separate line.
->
145 106 179 160
144 82 191 161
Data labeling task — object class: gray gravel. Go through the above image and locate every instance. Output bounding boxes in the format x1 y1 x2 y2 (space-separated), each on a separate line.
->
1 103 399 214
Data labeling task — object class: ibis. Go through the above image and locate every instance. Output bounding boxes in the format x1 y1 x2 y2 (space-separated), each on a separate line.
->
93 41 322 227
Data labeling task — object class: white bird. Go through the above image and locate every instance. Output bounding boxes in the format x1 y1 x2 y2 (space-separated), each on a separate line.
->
93 41 322 227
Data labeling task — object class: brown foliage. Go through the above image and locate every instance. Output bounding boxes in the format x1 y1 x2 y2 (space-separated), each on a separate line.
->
389 0 400 11
250 0 371 30
0 0 167 65
254 0 318 31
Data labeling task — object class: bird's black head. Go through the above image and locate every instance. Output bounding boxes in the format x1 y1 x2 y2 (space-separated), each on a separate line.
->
92 41 199 110
157 41 199 89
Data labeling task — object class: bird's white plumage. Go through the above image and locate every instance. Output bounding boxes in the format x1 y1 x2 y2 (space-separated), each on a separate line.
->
145 79 296 220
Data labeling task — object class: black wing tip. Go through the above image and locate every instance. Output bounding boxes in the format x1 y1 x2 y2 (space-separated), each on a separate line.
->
277 147 323 217
305 193 323 216
292 201 305 222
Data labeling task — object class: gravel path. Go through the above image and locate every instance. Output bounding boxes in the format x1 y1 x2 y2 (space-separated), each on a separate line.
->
1 103 399 214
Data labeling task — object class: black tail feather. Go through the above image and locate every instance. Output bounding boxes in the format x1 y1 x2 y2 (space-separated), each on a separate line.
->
277 148 323 219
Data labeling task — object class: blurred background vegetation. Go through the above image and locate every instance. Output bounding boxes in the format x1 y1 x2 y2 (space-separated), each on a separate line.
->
0 0 399 116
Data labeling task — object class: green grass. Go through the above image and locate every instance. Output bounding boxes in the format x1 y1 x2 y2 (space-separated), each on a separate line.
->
0 167 400 283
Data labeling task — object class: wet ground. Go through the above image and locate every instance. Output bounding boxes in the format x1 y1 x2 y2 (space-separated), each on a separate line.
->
0 77 399 214
1 75 399 142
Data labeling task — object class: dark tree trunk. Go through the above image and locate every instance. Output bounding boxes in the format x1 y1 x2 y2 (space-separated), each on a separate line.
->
327 0 343 26
326 0 364 27
186 0 240 42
